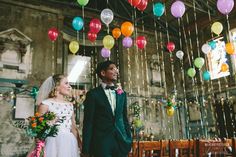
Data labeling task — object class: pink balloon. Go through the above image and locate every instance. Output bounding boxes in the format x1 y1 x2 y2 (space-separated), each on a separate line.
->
101 48 111 58
171 1 186 18
136 36 147 49
167 42 175 52
217 0 234 15
137 0 148 12
89 18 102 34
48 27 59 41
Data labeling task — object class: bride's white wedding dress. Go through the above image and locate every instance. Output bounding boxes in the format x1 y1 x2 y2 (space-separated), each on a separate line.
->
42 99 80 157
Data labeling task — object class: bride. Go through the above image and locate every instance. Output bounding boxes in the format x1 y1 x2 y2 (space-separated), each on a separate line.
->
31 74 80 157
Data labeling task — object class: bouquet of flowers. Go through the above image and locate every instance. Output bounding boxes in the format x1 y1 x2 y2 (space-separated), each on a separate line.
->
26 112 63 157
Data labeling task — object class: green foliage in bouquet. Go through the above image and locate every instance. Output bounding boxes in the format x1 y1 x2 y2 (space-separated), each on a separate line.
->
26 112 64 140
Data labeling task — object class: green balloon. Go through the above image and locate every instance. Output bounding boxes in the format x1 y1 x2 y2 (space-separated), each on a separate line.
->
103 35 115 50
194 57 205 69
134 119 142 128
187 68 196 78
77 0 89 6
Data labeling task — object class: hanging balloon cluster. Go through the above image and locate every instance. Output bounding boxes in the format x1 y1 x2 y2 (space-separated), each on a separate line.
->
165 94 177 117
88 18 101 43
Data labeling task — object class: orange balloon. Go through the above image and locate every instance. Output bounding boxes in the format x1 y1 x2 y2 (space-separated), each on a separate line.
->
225 42 235 55
121 21 134 37
112 28 121 39
221 63 229 72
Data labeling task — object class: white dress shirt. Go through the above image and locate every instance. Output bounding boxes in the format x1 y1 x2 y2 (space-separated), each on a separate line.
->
101 82 116 115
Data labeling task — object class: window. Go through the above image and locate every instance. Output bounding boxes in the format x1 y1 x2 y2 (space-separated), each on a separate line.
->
207 37 230 80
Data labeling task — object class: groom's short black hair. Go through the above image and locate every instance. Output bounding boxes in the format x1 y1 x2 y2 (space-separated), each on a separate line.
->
96 60 116 79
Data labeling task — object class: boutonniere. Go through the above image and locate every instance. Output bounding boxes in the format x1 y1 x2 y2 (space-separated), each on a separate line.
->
115 83 124 95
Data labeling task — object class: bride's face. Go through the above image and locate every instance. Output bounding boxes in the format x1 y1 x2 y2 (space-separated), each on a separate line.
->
57 77 71 96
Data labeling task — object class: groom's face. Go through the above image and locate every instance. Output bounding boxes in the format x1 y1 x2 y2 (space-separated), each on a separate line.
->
101 64 119 82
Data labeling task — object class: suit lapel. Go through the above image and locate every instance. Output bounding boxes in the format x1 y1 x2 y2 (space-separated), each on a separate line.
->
97 86 114 116
115 92 123 117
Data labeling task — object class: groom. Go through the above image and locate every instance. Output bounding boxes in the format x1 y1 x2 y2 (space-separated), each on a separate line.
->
82 60 132 157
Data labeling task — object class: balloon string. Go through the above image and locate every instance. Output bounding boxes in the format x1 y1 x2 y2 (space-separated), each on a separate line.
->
153 16 162 87
107 24 109 34
77 31 79 42
82 6 85 56
52 42 55 75
226 15 231 42
127 48 132 93
178 18 182 50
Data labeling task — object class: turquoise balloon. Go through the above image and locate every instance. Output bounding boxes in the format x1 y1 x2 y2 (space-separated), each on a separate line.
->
203 71 211 81
194 57 205 69
72 17 84 31
153 2 165 17
208 40 216 50
187 68 196 78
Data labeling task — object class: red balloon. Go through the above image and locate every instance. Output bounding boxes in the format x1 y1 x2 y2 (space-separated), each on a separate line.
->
167 42 175 52
89 18 102 34
137 0 148 11
136 36 147 49
48 27 59 41
87 31 97 42
128 0 141 7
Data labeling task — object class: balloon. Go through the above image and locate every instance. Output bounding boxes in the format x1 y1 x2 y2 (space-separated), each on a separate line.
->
100 8 113 26
217 0 234 15
137 0 148 12
48 27 59 41
211 22 223 35
112 28 121 39
194 57 205 69
201 44 211 54
101 47 111 58
166 106 175 116
203 71 211 81
69 41 79 54
171 1 186 18
221 63 229 72
72 17 84 31
103 35 115 50
87 31 97 42
77 0 89 6
122 37 133 48
121 21 134 37
208 40 217 50
153 2 165 17
128 0 141 7
89 18 101 34
176 50 184 59
133 119 143 128
167 42 175 52
225 42 235 55
187 68 196 77
136 36 147 49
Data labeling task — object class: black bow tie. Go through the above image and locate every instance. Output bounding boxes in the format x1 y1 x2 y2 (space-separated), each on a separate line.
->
105 85 116 90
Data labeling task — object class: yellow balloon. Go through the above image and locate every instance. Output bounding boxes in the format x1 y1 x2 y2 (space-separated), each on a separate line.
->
166 106 175 117
211 22 223 35
69 41 79 54
225 42 235 55
103 35 115 50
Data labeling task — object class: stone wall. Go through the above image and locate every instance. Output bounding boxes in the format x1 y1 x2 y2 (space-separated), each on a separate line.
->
0 100 33 157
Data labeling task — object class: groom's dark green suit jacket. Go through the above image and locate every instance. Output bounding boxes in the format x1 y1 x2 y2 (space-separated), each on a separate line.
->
82 86 132 155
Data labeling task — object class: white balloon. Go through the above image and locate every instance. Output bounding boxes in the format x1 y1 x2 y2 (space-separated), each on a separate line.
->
176 50 184 59
100 8 113 26
201 44 211 54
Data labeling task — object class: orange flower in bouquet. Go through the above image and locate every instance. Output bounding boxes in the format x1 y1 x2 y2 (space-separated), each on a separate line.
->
26 112 64 157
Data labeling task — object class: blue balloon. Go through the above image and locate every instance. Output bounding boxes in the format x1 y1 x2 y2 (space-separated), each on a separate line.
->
208 40 216 50
153 2 165 17
203 71 211 81
72 17 84 31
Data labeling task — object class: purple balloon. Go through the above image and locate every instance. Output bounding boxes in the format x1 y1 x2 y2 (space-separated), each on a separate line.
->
122 37 133 48
101 48 111 58
217 0 234 15
171 1 186 18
